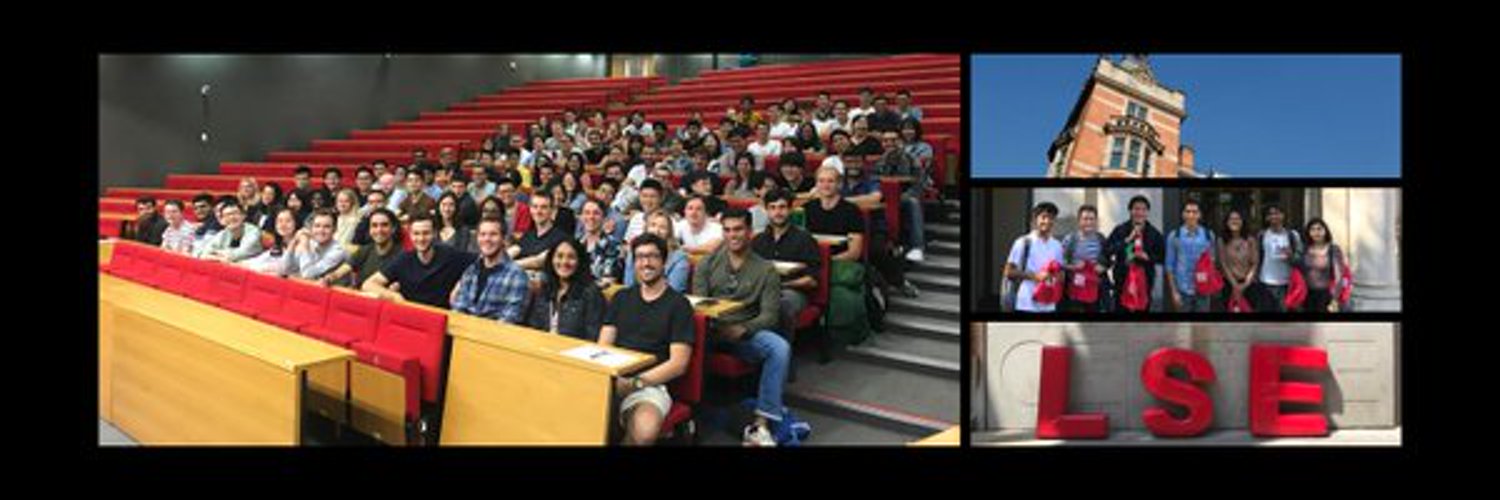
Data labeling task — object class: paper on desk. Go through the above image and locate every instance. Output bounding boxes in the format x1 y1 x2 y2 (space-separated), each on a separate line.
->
561 345 635 368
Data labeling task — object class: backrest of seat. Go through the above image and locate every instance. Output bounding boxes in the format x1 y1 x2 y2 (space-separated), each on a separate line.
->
106 242 137 273
128 244 160 282
669 312 709 405
241 272 286 313
879 178 902 243
150 250 188 289
373 303 448 403
814 240 833 308
322 291 382 344
180 258 216 299
210 264 249 305
275 279 329 330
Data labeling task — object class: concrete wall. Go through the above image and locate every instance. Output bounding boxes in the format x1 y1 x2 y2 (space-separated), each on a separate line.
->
980 322 1399 432
99 54 607 190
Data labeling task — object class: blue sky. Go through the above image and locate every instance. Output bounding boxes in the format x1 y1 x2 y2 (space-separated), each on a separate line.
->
971 54 1402 177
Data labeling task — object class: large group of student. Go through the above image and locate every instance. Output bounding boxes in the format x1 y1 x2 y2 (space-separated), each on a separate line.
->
123 87 940 446
1003 195 1353 314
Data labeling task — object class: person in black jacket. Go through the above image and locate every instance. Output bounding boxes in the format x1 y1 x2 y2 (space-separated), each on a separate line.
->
521 237 606 341
1103 195 1166 312
132 197 168 246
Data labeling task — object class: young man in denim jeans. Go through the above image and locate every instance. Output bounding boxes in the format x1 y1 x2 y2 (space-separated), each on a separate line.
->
692 208 794 446
1164 200 1217 313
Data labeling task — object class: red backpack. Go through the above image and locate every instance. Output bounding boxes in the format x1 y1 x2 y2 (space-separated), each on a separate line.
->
1285 268 1308 310
1067 261 1100 304
1032 260 1064 305
1194 251 1224 295
1119 264 1149 311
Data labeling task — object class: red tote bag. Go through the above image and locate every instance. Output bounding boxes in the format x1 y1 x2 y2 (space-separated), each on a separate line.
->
1193 251 1224 296
1067 261 1100 304
1032 260 1064 305
1119 264 1149 312
1284 268 1308 310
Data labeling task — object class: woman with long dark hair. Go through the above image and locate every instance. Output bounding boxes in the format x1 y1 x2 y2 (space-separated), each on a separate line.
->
520 238 606 341
1300 218 1346 313
1217 208 1260 312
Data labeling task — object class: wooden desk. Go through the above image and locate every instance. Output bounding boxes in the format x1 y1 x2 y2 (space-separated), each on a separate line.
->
601 285 746 319
910 426 961 447
98 272 352 445
439 313 654 445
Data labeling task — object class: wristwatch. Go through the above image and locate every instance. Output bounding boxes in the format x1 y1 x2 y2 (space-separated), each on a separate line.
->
631 376 645 390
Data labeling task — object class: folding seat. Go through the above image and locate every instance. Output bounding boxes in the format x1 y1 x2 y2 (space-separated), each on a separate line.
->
350 303 447 422
118 244 159 284
259 279 330 332
203 264 249 307
301 291 381 347
101 242 137 276
175 258 215 301
224 272 285 318
661 312 709 442
140 249 186 290
794 242 833 331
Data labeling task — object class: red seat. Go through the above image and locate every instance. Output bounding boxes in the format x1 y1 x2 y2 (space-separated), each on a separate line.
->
661 312 709 440
204 264 250 307
113 243 157 283
301 292 381 347
351 303 448 422
141 249 187 290
225 272 285 318
102 242 139 277
794 241 834 330
178 258 216 300
260 279 330 332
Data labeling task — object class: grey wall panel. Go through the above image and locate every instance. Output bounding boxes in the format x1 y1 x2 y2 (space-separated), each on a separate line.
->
99 54 606 190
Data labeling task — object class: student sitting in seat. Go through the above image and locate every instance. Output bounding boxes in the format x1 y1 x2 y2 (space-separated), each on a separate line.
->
329 207 400 289
752 188 821 344
521 238 606 341
693 208 792 446
197 201 263 263
872 130 927 263
577 199 624 288
599 233 695 446
241 207 297 276
804 167 864 263
678 196 724 256
450 216 528 323
132 196 168 247
363 213 475 309
282 208 348 285
158 200 199 255
510 192 566 272
623 210 690 293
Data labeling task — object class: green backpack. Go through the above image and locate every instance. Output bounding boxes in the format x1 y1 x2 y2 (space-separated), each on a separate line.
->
826 259 870 346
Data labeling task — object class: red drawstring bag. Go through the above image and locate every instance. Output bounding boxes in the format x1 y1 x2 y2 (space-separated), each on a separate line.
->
1032 260 1064 305
1119 264 1149 311
1193 251 1223 295
1067 261 1100 304
1285 268 1308 310
1336 254 1354 306
1227 293 1253 313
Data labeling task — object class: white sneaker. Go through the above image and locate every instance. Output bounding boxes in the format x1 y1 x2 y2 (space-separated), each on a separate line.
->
904 248 925 262
742 423 776 447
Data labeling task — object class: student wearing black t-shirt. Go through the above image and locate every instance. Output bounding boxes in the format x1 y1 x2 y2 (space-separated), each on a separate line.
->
511 192 567 271
362 213 476 309
775 151 816 195
598 233 695 446
751 188 821 343
804 166 866 261
845 116 883 156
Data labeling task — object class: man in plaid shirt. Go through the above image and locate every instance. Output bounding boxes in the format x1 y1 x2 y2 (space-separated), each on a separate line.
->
450 216 529 323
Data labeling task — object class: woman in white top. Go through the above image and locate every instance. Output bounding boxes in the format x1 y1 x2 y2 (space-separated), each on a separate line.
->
679 196 724 256
332 188 361 247
241 208 298 276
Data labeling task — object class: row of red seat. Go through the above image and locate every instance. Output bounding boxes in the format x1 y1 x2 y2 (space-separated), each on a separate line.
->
691 54 957 82
103 241 445 424
635 77 960 106
450 89 961 114
430 103 960 122
675 66 958 94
